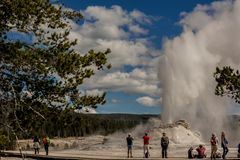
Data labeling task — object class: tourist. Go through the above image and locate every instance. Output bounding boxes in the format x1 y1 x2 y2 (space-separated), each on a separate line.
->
238 143 240 158
33 135 40 154
210 133 218 159
188 147 194 159
126 134 134 158
143 132 150 158
161 132 169 158
43 135 50 155
196 144 206 158
221 131 228 159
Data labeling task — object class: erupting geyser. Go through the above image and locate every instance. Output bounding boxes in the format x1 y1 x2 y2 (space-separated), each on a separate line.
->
158 0 240 140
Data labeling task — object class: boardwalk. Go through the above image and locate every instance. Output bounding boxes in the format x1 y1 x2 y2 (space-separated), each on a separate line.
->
1 151 240 160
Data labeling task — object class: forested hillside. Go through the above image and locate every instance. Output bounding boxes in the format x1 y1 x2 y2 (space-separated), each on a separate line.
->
9 106 158 139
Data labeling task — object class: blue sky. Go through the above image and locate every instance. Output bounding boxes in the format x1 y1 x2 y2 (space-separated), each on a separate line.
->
56 0 224 114
61 0 213 43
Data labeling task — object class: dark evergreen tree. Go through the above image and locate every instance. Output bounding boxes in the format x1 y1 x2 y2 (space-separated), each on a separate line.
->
214 66 240 103
0 0 111 139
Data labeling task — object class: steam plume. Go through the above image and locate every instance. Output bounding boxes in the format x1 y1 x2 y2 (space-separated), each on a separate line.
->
159 0 240 139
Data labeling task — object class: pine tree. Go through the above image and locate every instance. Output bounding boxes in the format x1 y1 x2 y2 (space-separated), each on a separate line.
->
214 66 240 103
0 0 111 136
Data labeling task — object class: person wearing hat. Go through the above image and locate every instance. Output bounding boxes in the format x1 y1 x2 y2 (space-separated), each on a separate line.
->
126 134 134 158
161 132 169 158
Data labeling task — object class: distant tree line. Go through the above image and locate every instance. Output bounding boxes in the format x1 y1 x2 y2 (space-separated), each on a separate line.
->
0 106 155 149
18 107 144 138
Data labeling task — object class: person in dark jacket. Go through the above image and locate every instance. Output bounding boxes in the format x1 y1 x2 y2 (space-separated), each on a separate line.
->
238 143 240 158
126 134 134 158
188 147 194 159
43 135 50 155
221 131 228 159
161 132 169 158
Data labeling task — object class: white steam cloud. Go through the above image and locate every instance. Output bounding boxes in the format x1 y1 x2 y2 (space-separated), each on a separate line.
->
159 0 240 139
136 96 162 107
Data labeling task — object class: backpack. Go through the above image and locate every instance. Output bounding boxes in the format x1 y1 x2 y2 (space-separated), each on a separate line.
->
43 137 50 145
161 137 169 146
43 138 47 145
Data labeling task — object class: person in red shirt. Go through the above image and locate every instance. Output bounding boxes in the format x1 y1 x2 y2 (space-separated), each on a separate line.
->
196 144 206 158
143 133 150 158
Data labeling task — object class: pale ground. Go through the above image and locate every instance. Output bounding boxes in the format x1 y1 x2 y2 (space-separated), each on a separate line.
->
9 118 240 159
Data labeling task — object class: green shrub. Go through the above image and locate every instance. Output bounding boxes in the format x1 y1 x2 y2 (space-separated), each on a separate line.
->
0 134 9 150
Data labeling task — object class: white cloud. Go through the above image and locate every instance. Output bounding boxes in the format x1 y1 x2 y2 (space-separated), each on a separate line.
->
136 96 162 107
84 68 160 96
84 5 130 26
71 5 151 44
130 68 147 79
68 5 155 66
130 9 152 24
96 39 148 67
111 99 119 103
129 25 148 35
180 1 234 32
64 5 162 98
80 22 128 40
84 89 104 96
75 107 97 114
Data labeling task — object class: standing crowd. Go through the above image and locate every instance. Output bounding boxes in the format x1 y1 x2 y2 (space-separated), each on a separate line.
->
31 131 240 158
126 131 240 159
126 132 169 158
